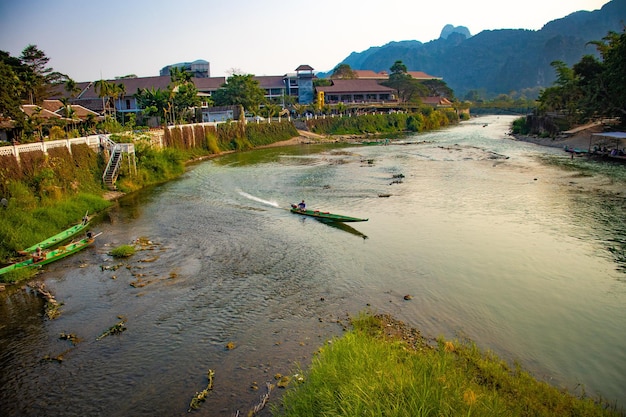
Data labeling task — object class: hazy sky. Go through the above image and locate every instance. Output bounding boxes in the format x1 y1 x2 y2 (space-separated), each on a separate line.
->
0 0 611 82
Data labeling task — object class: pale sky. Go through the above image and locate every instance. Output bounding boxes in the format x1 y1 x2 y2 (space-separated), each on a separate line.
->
0 0 612 82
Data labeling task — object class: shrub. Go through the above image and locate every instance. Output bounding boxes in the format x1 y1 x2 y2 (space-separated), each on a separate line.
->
109 244 135 258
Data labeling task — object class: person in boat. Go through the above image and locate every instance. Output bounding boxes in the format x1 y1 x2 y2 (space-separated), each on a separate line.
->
297 200 306 211
32 246 44 263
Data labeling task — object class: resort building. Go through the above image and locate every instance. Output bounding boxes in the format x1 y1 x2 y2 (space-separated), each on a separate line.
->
316 79 396 104
44 63 448 127
160 60 210 78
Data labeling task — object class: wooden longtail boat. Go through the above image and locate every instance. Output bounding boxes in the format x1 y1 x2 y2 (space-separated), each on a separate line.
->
0 234 98 277
290 205 368 223
20 218 90 254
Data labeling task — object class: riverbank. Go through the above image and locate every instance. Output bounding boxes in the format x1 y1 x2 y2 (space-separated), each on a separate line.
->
275 313 623 417
511 131 595 151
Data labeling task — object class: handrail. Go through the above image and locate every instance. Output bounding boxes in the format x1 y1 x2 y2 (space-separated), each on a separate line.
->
102 144 122 185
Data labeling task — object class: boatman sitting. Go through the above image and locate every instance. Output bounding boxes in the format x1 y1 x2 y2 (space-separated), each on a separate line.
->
32 246 44 263
298 200 306 211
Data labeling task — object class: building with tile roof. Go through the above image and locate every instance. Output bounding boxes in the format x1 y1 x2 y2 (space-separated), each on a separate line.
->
315 79 397 104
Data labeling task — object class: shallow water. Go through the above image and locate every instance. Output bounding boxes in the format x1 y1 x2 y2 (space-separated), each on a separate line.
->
1 115 625 416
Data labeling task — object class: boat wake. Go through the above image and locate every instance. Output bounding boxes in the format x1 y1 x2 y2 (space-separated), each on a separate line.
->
238 190 279 208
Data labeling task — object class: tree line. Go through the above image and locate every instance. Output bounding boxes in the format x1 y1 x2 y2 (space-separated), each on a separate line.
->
536 28 626 127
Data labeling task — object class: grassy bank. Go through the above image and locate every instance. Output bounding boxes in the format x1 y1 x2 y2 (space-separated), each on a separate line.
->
0 121 303 282
305 109 460 135
273 313 623 417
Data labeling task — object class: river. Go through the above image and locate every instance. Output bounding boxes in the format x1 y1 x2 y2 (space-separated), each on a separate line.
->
1 115 625 416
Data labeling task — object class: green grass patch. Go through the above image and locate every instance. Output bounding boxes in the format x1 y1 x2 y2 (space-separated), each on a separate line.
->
0 189 110 262
109 244 136 258
273 312 622 417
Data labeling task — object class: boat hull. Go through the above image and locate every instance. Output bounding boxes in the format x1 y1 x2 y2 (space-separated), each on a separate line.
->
289 207 368 223
0 237 95 277
21 221 90 253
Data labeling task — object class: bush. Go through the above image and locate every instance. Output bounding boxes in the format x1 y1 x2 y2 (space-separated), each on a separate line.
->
109 244 135 258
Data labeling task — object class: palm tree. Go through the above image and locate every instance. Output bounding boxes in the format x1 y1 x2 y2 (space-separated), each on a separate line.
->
59 97 75 136
94 79 114 117
64 78 80 99
112 82 126 122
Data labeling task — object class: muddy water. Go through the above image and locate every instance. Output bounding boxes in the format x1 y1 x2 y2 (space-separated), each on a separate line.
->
1 115 625 416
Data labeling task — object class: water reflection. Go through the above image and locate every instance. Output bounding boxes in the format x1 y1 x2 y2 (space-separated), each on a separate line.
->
316 219 368 239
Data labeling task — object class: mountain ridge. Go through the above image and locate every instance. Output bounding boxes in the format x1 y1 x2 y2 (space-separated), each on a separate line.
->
322 0 626 99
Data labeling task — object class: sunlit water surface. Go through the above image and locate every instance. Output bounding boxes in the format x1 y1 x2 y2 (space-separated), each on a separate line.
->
1 116 625 416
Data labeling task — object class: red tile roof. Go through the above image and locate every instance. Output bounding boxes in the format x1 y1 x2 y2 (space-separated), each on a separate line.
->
408 71 442 80
352 70 388 79
351 70 441 80
315 79 395 94
21 105 63 119
421 96 453 106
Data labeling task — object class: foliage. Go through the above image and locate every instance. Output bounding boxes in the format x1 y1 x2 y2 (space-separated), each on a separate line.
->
274 312 622 417
170 69 202 124
211 74 266 112
109 244 135 258
244 121 298 146
0 59 25 127
330 64 357 79
19 45 57 105
511 117 531 135
537 28 626 124
380 60 447 103
306 111 456 135
135 87 170 125
116 144 185 192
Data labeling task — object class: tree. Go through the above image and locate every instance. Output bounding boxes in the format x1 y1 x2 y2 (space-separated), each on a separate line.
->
171 82 201 123
111 82 126 121
167 68 201 123
94 79 115 116
390 60 407 75
64 78 80 98
537 60 582 124
211 74 266 112
0 60 25 128
588 29 626 119
19 45 53 104
382 60 427 103
135 87 170 125
331 64 357 79
537 28 626 123
421 79 454 99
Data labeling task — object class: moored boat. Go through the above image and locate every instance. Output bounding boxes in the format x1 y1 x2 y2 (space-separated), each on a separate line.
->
290 205 368 223
0 234 99 277
20 215 90 254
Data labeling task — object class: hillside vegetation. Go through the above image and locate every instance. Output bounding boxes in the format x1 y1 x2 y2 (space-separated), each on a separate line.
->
333 0 626 98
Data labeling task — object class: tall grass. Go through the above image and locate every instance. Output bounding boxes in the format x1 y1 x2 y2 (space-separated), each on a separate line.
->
0 188 110 264
273 313 623 417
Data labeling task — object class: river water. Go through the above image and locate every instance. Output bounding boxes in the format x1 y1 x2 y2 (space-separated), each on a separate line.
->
1 115 625 416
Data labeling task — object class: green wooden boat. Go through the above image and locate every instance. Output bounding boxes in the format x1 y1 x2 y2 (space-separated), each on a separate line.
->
20 215 90 254
0 234 98 277
290 205 368 223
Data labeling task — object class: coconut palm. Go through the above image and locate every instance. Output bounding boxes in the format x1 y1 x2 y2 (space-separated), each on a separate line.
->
94 79 114 116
